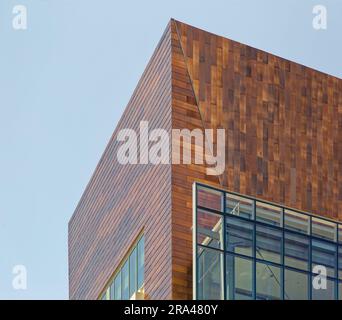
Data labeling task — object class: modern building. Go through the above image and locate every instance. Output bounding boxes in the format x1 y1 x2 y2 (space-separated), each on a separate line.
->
68 19 342 300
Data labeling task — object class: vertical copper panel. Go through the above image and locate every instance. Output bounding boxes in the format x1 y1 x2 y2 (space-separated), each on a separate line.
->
69 23 172 300
171 19 342 299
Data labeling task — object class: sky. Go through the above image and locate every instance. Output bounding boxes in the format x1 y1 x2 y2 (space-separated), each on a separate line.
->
0 0 341 300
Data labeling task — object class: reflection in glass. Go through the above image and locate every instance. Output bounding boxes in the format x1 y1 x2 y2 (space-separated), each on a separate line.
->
194 184 342 300
339 246 342 280
226 217 254 257
256 263 281 300
312 240 337 278
284 210 310 234
129 248 137 297
226 194 254 219
256 225 282 263
197 209 223 249
284 269 308 300
197 186 223 212
122 260 129 299
197 246 223 300
312 217 337 242
284 232 309 270
312 277 336 300
110 281 115 299
226 254 253 300
114 272 121 300
256 202 282 226
137 237 144 289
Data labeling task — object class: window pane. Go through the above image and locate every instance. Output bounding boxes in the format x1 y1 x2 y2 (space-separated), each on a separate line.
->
339 225 342 244
114 272 121 300
312 217 337 242
256 225 282 264
129 248 137 297
110 281 115 300
339 282 342 300
339 246 342 280
122 260 129 299
197 247 223 300
226 193 254 219
226 217 254 257
256 262 281 300
256 202 282 226
226 254 253 300
137 237 144 289
284 269 309 300
197 186 223 212
312 240 337 278
284 210 310 235
284 232 309 270
312 277 336 300
197 209 223 249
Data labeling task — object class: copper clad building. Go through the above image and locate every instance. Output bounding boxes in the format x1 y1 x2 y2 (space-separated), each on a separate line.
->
69 20 342 300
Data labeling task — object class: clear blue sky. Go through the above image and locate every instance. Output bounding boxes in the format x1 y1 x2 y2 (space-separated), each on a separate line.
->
0 0 340 299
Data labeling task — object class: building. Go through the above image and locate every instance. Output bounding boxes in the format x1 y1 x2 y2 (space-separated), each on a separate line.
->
68 19 342 300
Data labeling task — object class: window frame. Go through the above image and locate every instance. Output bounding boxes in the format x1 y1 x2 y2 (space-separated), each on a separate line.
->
193 182 342 300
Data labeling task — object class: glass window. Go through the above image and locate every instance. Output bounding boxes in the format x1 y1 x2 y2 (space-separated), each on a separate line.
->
109 281 115 300
194 183 342 300
197 209 223 249
312 217 337 242
226 193 254 219
122 260 129 299
339 246 342 280
114 272 121 300
129 248 137 297
256 225 282 264
197 246 223 300
197 186 223 212
137 237 144 289
312 240 337 278
284 232 309 271
226 216 254 257
284 210 310 235
256 262 281 300
256 202 282 226
99 236 144 300
284 269 308 300
312 277 336 300
226 254 253 300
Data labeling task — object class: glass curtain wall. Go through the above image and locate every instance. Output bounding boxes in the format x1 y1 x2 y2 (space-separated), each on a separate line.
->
194 183 342 300
101 235 144 300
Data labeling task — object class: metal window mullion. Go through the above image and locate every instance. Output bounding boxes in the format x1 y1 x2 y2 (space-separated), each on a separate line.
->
281 207 285 300
336 226 339 300
223 191 227 300
309 216 312 300
193 183 198 300
253 199 256 300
